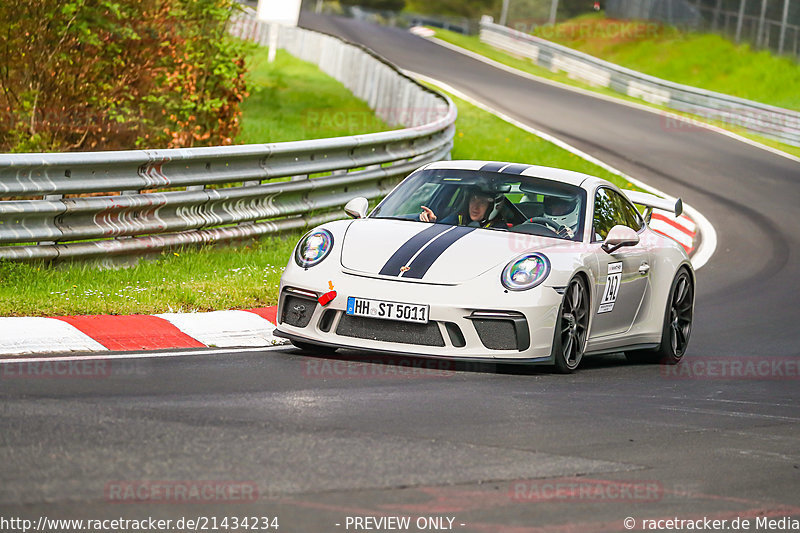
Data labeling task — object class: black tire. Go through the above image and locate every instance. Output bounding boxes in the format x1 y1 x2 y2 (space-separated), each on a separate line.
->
290 340 333 355
626 268 694 365
552 276 590 374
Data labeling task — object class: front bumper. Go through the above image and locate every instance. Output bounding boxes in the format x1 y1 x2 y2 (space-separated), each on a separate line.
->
276 268 563 362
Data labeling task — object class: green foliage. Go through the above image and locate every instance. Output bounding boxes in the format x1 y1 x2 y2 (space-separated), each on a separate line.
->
0 0 248 152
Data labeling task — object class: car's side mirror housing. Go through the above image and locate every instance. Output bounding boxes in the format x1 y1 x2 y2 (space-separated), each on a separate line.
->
602 225 640 254
344 197 369 219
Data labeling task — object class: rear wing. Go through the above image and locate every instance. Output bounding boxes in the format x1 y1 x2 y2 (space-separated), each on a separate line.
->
623 189 683 218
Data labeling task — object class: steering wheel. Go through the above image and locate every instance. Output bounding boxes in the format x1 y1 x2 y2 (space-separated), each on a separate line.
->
528 217 573 238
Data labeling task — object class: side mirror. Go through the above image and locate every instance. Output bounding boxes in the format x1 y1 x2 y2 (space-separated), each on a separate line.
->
344 197 369 219
601 225 639 254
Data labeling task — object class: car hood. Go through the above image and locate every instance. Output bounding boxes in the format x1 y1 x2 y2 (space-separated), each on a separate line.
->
340 218 571 284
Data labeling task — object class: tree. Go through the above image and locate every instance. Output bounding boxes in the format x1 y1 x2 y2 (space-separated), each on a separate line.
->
0 0 248 153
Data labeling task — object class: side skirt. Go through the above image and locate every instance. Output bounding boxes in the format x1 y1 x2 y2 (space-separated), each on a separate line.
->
585 343 660 356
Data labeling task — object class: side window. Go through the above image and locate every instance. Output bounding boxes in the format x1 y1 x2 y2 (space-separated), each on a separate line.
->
593 188 643 241
593 188 617 241
612 192 644 232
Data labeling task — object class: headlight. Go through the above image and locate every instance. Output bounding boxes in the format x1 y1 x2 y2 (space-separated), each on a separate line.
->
501 253 550 291
295 229 333 268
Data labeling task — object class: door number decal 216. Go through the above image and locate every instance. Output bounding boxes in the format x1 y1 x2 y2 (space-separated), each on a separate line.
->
598 262 623 314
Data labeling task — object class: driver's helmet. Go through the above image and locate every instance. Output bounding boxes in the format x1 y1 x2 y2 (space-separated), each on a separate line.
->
543 194 579 228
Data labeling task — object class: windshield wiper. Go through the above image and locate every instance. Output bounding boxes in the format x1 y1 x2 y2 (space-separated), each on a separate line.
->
370 215 419 222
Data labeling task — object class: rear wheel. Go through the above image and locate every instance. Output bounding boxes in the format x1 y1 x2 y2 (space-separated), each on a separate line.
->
291 340 334 355
553 276 589 373
626 268 693 365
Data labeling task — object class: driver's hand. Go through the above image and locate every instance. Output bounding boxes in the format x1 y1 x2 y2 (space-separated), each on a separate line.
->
419 205 437 223
557 225 575 238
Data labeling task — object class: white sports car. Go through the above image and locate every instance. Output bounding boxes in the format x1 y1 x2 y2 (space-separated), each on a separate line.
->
274 161 694 372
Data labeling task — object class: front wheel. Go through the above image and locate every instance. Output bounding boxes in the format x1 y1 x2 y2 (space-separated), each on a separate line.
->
553 276 590 373
626 268 694 365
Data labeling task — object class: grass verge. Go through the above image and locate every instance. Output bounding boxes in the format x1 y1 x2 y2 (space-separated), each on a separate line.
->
535 13 800 111
238 48 392 143
0 237 297 316
428 25 800 160
1 50 644 317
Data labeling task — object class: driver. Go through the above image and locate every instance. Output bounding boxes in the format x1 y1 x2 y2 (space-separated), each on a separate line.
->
542 195 579 238
419 188 505 228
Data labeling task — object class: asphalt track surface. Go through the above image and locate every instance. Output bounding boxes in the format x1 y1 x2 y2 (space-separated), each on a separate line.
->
2 14 800 532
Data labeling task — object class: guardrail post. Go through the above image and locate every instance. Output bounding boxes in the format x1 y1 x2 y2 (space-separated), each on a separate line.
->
778 0 790 54
38 194 64 246
757 0 768 47
735 0 747 43
711 0 722 32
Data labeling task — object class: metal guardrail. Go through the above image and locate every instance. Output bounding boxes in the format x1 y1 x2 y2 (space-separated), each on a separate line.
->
480 19 800 147
0 15 456 262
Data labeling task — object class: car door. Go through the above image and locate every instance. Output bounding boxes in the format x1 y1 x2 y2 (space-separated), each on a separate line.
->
590 187 651 337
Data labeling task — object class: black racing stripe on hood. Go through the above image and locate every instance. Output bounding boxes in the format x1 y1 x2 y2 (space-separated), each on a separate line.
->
480 162 507 172
402 226 476 279
501 163 530 174
378 223 451 276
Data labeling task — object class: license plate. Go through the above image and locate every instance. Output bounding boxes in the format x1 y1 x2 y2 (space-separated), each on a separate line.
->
346 297 429 324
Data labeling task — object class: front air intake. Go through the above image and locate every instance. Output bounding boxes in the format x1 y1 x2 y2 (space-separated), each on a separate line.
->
468 311 530 351
336 315 445 347
281 291 318 328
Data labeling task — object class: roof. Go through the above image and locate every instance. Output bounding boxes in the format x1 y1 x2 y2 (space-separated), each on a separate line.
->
422 160 608 188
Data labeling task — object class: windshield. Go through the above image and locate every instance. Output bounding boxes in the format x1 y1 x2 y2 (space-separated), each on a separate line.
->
370 169 587 241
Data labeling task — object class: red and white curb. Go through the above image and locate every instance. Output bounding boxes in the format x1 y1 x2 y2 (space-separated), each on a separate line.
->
409 26 436 38
0 307 284 356
650 208 697 254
